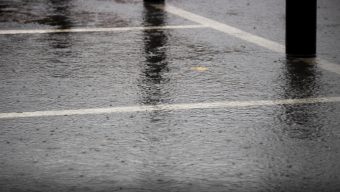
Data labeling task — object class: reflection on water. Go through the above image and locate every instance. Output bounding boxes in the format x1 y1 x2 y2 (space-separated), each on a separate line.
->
43 0 74 50
280 59 324 139
283 58 320 99
138 2 170 105
135 2 175 189
44 0 74 78
37 0 73 29
0 2 9 18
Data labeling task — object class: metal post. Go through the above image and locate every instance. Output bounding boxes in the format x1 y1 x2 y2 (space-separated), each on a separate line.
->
286 0 317 58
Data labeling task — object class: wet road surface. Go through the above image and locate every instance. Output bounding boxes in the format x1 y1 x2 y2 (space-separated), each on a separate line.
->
1 0 340 192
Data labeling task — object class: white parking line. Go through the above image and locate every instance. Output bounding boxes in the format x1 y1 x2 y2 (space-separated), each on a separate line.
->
153 4 284 53
1 97 340 119
318 59 340 75
0 25 206 35
154 4 340 75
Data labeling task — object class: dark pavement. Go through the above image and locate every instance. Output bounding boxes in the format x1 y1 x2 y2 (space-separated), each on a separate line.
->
0 0 340 192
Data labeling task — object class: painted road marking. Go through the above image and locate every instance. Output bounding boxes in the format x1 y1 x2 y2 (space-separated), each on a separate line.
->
1 97 340 119
318 59 340 75
2 6 339 75
154 4 340 76
153 4 284 53
0 25 206 35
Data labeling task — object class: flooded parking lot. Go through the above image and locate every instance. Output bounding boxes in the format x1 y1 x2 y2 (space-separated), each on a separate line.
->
1 0 340 191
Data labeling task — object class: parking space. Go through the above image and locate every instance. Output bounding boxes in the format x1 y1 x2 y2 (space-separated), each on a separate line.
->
167 0 340 64
1 103 340 191
0 0 195 29
1 0 340 192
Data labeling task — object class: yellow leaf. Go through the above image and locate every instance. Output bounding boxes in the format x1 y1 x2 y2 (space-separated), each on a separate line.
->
191 66 208 72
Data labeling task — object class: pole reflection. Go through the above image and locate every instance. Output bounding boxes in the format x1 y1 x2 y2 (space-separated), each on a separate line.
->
42 0 74 78
280 58 324 139
44 0 74 49
138 2 170 106
283 58 319 99
38 0 73 30
135 2 175 189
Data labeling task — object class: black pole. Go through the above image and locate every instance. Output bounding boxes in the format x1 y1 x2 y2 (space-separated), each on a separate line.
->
286 0 317 58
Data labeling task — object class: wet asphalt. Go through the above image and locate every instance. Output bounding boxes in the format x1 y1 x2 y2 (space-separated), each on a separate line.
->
1 0 340 192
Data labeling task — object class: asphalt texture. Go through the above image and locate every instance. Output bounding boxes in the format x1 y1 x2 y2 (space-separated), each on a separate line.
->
1 0 340 192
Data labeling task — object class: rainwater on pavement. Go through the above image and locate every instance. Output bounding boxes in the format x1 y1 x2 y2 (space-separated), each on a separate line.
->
0 0 340 192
